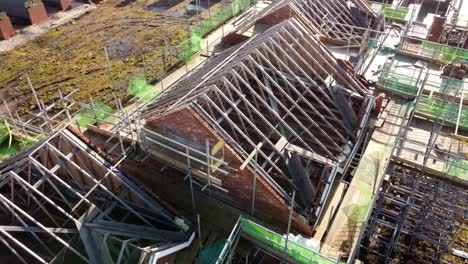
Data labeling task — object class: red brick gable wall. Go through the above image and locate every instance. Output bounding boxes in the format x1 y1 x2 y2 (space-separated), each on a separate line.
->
147 107 313 236
259 5 295 25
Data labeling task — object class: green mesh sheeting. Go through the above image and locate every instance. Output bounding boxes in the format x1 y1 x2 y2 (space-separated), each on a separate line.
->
378 65 419 96
342 181 372 222
439 78 464 96
77 102 116 128
238 218 335 264
416 97 468 131
178 0 253 62
127 76 161 102
421 42 468 64
445 159 468 181
342 153 378 222
0 122 11 146
0 146 17 160
0 120 46 161
17 133 46 149
381 5 409 22
192 0 252 38
0 121 14 160
178 35 202 63
200 240 228 264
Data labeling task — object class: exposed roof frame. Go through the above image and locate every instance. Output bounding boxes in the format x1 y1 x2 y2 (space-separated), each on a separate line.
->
144 18 366 119
0 129 189 263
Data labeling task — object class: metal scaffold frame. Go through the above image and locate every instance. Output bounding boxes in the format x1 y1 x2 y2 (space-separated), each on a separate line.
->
0 129 191 263
140 18 375 221
348 2 468 262
0 78 78 137
235 0 384 45
358 163 467 264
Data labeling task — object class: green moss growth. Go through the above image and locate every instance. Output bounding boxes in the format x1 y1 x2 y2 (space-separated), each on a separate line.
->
0 0 189 115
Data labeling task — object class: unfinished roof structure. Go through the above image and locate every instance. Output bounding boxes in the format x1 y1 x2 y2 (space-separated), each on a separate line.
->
0 128 193 263
0 87 194 263
231 0 384 45
1 0 466 262
141 17 374 235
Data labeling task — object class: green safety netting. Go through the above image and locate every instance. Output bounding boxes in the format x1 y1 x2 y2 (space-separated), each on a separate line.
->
343 151 381 222
0 147 16 160
239 218 335 264
342 178 373 223
445 159 468 181
416 97 468 131
17 133 46 149
381 5 409 22
127 76 161 102
193 0 252 38
439 78 464 96
177 35 203 63
0 121 12 146
200 240 228 264
421 42 468 64
0 121 13 160
178 0 253 62
77 102 116 128
379 65 419 96
0 120 46 160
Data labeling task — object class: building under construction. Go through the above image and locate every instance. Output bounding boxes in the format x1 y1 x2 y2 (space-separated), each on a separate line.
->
0 0 467 263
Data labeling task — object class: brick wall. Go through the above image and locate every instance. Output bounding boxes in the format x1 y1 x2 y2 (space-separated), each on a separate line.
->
27 2 49 25
0 16 15 40
222 33 250 46
147 107 313 236
259 5 295 25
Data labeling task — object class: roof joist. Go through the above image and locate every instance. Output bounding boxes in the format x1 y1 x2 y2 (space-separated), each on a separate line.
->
0 129 189 263
144 18 371 191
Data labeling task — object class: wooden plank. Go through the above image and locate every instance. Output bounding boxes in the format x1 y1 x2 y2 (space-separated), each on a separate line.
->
285 143 339 167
